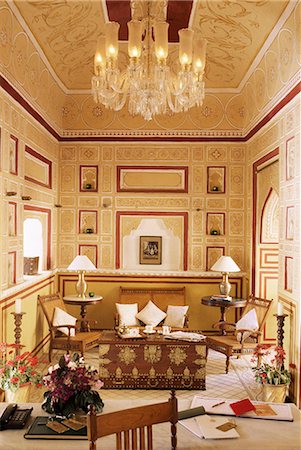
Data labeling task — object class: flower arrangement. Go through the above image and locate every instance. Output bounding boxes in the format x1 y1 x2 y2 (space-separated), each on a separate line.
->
0 342 42 392
252 344 294 385
42 353 104 417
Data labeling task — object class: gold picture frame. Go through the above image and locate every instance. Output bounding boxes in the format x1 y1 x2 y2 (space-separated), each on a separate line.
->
139 236 162 265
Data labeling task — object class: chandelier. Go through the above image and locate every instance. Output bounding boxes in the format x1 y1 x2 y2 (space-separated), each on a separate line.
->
91 0 207 121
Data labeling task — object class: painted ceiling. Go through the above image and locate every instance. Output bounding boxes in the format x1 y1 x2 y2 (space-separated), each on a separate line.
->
12 0 289 92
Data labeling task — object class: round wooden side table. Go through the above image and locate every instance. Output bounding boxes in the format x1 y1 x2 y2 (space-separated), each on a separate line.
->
63 295 103 332
201 296 246 335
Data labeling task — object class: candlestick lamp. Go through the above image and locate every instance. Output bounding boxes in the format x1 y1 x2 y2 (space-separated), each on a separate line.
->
210 256 240 296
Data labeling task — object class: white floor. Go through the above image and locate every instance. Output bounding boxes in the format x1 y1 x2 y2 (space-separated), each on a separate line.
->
31 347 262 403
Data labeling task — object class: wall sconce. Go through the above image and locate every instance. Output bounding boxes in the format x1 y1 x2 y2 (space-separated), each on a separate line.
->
55 204 62 208
6 191 17 196
21 196 32 201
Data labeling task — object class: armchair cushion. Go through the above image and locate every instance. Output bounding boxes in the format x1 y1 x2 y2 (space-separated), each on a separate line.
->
236 308 259 342
52 307 77 336
116 303 140 326
164 305 189 328
135 301 167 326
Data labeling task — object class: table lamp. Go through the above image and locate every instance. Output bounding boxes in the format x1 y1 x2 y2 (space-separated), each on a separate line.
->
210 256 240 296
67 255 96 298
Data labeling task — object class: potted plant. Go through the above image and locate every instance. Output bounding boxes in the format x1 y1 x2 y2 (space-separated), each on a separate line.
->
0 342 42 402
252 344 294 403
42 353 104 417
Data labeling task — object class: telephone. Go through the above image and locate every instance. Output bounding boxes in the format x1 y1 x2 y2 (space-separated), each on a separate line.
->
0 403 33 430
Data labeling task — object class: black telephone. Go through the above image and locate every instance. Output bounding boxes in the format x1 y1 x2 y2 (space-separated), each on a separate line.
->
0 403 33 430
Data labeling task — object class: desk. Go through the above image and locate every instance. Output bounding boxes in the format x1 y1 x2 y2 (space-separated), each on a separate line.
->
63 295 103 332
202 296 246 335
0 400 300 450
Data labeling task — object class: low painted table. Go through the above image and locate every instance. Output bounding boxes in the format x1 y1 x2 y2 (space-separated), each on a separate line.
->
98 330 206 390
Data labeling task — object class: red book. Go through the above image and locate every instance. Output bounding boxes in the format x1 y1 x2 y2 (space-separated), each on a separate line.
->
229 398 255 416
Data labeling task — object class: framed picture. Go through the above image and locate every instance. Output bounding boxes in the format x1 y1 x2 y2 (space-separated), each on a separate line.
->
139 236 162 265
8 202 17 236
80 165 98 192
9 135 18 175
207 166 226 193
286 136 295 181
286 206 294 240
284 256 293 292
79 210 98 234
206 246 225 271
206 212 225 235
79 244 98 267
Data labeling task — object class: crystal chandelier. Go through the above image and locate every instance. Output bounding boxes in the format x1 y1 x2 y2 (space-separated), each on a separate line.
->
92 0 207 121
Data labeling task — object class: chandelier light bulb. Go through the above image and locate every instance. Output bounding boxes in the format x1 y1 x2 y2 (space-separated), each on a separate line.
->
154 22 169 61
128 20 142 58
179 28 194 67
105 21 119 59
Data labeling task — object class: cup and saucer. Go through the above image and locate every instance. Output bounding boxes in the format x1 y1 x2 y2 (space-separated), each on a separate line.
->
143 326 156 334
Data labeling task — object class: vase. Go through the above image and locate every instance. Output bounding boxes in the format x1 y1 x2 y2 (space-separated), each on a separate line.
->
262 383 288 403
5 384 30 403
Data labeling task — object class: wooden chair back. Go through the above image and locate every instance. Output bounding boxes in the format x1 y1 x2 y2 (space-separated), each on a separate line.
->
87 391 178 450
38 292 67 334
119 287 186 312
242 295 273 331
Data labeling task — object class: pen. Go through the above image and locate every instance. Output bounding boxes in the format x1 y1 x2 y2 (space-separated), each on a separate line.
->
212 401 226 408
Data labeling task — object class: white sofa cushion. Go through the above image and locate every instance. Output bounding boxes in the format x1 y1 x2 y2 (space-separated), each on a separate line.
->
135 301 167 326
164 305 189 328
236 308 259 342
52 307 77 336
116 303 140 326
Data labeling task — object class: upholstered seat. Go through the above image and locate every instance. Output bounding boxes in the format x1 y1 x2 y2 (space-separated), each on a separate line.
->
38 292 101 361
115 286 188 329
206 295 273 373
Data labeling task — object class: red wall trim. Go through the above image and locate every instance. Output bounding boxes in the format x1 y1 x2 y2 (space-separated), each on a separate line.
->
260 187 278 244
116 165 189 193
1 75 300 143
252 148 279 293
25 145 52 189
115 211 188 270
24 205 52 269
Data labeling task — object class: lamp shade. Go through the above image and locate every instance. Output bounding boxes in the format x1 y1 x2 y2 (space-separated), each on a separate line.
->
210 256 240 273
67 255 96 271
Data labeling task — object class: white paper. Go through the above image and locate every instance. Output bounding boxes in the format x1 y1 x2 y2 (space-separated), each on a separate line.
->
196 414 239 439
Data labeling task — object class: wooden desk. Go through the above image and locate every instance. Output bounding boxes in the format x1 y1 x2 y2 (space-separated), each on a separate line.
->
63 295 103 332
0 400 300 450
202 296 246 335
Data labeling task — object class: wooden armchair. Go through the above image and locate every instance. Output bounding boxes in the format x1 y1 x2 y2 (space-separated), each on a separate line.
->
206 295 273 373
38 293 101 361
87 391 178 450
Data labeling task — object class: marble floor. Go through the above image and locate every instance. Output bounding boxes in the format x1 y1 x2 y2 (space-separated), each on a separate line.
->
30 348 262 403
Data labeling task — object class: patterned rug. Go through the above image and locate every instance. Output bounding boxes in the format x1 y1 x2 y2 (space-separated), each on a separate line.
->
29 348 260 403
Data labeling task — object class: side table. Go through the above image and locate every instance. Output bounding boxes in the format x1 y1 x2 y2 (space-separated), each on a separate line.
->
201 296 246 335
63 295 103 332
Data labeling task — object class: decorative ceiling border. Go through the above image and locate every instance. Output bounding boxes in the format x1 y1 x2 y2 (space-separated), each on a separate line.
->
1 72 300 142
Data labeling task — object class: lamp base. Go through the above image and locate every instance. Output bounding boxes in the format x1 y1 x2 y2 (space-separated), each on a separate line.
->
219 272 231 296
76 271 87 299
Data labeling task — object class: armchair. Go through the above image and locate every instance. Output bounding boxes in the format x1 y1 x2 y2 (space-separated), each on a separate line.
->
206 295 273 373
38 293 101 361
